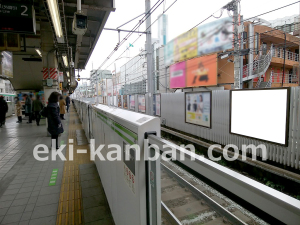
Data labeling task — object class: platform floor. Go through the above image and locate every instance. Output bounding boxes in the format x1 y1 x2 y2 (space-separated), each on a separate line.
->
0 105 114 225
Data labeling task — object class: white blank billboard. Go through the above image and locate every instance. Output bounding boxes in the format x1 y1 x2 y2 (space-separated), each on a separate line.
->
230 88 289 146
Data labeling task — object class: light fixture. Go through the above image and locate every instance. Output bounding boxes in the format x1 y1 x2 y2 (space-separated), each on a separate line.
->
46 0 64 43
62 55 68 67
35 48 42 57
66 71 70 77
68 79 70 82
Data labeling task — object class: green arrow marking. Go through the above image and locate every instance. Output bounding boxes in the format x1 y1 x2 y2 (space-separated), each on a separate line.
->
49 169 58 186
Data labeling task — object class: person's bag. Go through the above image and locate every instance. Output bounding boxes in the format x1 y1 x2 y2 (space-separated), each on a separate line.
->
58 123 64 134
40 107 48 118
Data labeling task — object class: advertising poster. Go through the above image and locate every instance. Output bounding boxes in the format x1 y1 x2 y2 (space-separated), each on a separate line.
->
174 28 198 62
164 39 174 66
186 54 217 87
198 17 232 55
155 94 161 116
97 83 101 96
170 61 186 89
123 95 128 109
0 51 13 78
58 72 64 83
118 95 122 108
138 95 146 113
185 92 211 128
129 95 135 111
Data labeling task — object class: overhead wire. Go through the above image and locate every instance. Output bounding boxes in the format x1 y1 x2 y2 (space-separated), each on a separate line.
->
104 0 300 94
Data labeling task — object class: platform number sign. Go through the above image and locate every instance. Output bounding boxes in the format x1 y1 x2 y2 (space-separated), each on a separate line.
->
0 3 36 34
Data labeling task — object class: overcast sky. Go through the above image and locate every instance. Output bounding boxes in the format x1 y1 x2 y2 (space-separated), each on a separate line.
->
78 0 299 84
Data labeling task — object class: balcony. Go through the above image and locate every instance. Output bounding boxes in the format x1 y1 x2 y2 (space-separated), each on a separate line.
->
272 49 299 62
271 73 299 84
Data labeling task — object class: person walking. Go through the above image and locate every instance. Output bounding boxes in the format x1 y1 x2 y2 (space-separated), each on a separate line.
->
15 97 22 123
24 94 33 124
65 94 70 113
0 95 8 127
32 95 44 126
47 92 64 149
59 96 66 120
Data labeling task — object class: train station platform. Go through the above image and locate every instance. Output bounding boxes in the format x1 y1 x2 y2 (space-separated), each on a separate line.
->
0 105 114 225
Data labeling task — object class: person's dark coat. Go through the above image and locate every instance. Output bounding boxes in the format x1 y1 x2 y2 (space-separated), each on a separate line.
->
32 99 44 112
25 97 32 113
47 102 64 135
0 98 8 123
66 96 70 106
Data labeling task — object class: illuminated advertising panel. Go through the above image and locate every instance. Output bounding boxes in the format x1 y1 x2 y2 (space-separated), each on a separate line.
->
129 95 135 111
185 91 211 128
230 88 290 146
138 95 146 113
123 95 128 109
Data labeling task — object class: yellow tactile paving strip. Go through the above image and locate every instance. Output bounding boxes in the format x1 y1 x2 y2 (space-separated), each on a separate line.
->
56 105 93 225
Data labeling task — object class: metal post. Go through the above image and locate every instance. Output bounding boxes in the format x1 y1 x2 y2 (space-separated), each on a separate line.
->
146 0 153 115
165 67 167 93
281 32 286 86
233 0 240 89
96 71 99 104
114 63 116 105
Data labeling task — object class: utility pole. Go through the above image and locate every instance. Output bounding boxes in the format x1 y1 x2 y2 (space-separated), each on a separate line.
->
222 0 241 89
233 0 240 89
240 15 243 89
145 0 153 115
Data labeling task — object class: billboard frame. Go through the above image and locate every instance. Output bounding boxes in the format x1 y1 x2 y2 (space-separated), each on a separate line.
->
184 91 212 129
229 87 290 147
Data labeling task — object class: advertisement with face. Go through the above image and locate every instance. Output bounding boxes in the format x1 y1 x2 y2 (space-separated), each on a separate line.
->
186 54 217 87
170 61 186 89
138 95 146 113
198 17 232 55
123 95 128 109
185 92 211 128
129 95 135 111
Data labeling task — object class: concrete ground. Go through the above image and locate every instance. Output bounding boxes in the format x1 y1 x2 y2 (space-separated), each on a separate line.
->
0 105 114 225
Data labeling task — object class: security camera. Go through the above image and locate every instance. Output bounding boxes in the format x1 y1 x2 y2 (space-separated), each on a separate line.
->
72 12 88 35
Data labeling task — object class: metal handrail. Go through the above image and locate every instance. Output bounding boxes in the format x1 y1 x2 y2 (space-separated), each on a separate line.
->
272 73 299 84
272 49 299 62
